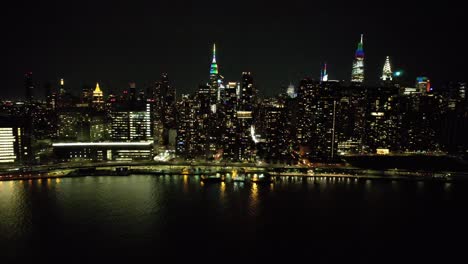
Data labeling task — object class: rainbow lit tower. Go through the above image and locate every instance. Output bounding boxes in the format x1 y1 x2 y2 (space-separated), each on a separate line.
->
351 34 365 83
320 62 328 82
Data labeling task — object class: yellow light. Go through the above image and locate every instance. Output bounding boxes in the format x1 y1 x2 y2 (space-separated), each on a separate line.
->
60 78 64 85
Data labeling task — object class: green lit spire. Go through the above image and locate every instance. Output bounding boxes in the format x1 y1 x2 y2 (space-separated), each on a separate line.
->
212 43 216 63
210 43 218 75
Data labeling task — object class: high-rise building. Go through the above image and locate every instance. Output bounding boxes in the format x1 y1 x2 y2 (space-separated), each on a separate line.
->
320 63 329 82
351 34 365 83
176 95 198 158
416 77 431 94
110 104 152 142
59 78 65 95
24 72 34 102
441 81 466 101
239 72 255 111
222 82 239 160
209 43 223 110
209 44 219 88
0 116 32 164
296 78 319 146
286 83 297 98
161 74 177 129
92 82 104 110
90 114 108 141
44 81 55 110
257 98 290 162
381 56 393 81
57 108 91 141
0 127 19 164
129 82 137 103
237 72 256 161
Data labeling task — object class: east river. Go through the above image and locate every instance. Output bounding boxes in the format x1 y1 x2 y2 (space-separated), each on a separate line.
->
1 175 466 263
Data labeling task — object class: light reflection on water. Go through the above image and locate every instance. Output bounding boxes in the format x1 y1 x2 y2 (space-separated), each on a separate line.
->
0 174 465 261
249 183 259 216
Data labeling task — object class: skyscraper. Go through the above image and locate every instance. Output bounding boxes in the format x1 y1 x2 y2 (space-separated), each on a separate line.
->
351 34 365 83
320 63 329 82
175 95 198 158
110 104 152 142
92 82 104 110
286 83 297 98
0 116 32 164
210 43 219 87
222 82 239 160
129 82 137 103
381 56 393 81
24 72 34 102
59 78 65 95
209 43 223 110
416 77 431 94
238 72 256 161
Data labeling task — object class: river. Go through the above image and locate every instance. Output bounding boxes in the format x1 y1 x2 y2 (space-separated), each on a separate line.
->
0 175 466 263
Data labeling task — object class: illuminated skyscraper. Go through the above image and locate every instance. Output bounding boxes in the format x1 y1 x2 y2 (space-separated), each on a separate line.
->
110 104 152 142
286 83 297 98
320 63 329 82
59 78 65 95
381 56 393 81
351 34 365 83
209 43 223 110
416 77 431 94
0 117 32 164
238 72 255 161
24 72 34 102
175 95 198 158
223 82 239 160
92 82 104 110
0 127 18 163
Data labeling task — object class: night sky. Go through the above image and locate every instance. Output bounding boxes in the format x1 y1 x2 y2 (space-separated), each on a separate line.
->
2 0 466 99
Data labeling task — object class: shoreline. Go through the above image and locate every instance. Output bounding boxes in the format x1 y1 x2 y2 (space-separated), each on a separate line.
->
1 164 466 183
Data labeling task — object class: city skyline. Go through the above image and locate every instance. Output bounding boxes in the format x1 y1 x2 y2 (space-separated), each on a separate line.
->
3 1 467 99
2 2 468 262
2 38 464 100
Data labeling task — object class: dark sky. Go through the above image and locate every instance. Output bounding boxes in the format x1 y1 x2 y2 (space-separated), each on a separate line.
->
2 0 466 99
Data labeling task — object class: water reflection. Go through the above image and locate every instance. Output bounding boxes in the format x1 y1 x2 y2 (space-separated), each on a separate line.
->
183 175 188 193
0 174 464 261
248 183 259 216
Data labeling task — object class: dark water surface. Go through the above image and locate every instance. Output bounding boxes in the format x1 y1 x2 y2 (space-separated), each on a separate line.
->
1 175 466 263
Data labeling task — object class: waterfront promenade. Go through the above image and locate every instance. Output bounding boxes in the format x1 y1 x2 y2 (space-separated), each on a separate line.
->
0 160 465 182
